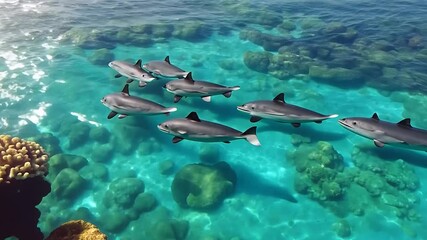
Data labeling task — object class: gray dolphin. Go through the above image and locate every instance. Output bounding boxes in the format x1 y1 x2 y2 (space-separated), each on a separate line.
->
237 93 338 127
163 72 240 103
338 113 427 151
157 112 261 146
101 84 177 119
142 56 189 78
108 59 156 87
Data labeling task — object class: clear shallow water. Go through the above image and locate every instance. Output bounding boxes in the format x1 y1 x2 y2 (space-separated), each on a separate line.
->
1 0 427 239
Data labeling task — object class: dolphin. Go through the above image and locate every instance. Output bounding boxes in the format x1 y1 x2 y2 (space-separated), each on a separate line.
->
108 59 157 87
101 84 177 119
237 93 338 127
163 72 240 103
157 112 261 146
142 56 189 78
338 113 427 151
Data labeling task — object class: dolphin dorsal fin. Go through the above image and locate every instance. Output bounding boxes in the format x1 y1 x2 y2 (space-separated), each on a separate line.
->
164 56 171 64
397 118 412 128
121 84 130 96
184 72 194 84
135 59 142 68
186 112 201 122
371 113 380 120
273 93 285 103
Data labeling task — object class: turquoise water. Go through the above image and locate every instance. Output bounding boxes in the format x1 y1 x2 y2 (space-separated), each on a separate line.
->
1 0 427 239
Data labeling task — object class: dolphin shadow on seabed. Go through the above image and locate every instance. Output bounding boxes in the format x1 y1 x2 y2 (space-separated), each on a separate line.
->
356 144 427 168
258 121 347 142
230 162 298 203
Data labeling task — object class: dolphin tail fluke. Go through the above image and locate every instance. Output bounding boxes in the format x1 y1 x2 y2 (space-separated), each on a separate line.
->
242 126 261 146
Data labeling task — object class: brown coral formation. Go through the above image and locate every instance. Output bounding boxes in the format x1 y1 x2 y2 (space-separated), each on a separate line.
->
0 135 51 240
0 134 49 184
46 220 107 240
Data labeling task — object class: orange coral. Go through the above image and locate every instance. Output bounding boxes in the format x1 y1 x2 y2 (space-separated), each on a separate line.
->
46 220 107 240
0 135 49 184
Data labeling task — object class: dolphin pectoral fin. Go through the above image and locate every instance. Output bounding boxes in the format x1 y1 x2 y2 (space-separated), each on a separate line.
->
107 111 118 119
223 91 232 98
174 95 183 103
223 141 231 143
250 116 262 122
118 114 127 119
139 81 147 87
374 139 385 148
201 96 211 102
126 78 134 83
314 120 322 124
291 123 301 128
172 136 184 143
114 73 122 78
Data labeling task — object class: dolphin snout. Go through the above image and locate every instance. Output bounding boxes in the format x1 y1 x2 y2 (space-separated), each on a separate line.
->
237 105 248 112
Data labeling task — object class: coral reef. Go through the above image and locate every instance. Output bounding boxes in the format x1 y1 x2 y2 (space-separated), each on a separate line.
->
51 168 87 199
48 153 88 177
145 218 189 240
46 220 107 240
171 161 236 210
0 135 51 240
29 132 62 156
88 48 115 66
158 160 175 175
287 137 421 238
0 135 49 184
288 140 347 202
99 177 157 233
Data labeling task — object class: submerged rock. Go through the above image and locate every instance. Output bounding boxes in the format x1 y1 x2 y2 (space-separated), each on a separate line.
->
171 161 236 210
88 48 115 66
243 51 272 73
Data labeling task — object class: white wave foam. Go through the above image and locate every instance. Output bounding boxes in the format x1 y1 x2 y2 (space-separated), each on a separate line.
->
0 51 26 70
22 2 44 13
0 71 7 81
0 118 8 128
18 101 52 125
70 112 101 127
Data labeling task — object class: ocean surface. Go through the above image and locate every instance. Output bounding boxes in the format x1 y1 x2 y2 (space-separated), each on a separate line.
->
1 0 427 239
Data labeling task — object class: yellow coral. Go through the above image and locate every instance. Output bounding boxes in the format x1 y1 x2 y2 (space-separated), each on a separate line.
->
0 135 49 184
46 220 107 240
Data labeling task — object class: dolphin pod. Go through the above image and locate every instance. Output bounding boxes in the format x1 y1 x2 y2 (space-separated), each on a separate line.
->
102 55 427 152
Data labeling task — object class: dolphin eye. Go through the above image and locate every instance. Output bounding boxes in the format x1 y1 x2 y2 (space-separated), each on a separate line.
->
352 121 357 125
164 124 169 129
251 106 255 110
